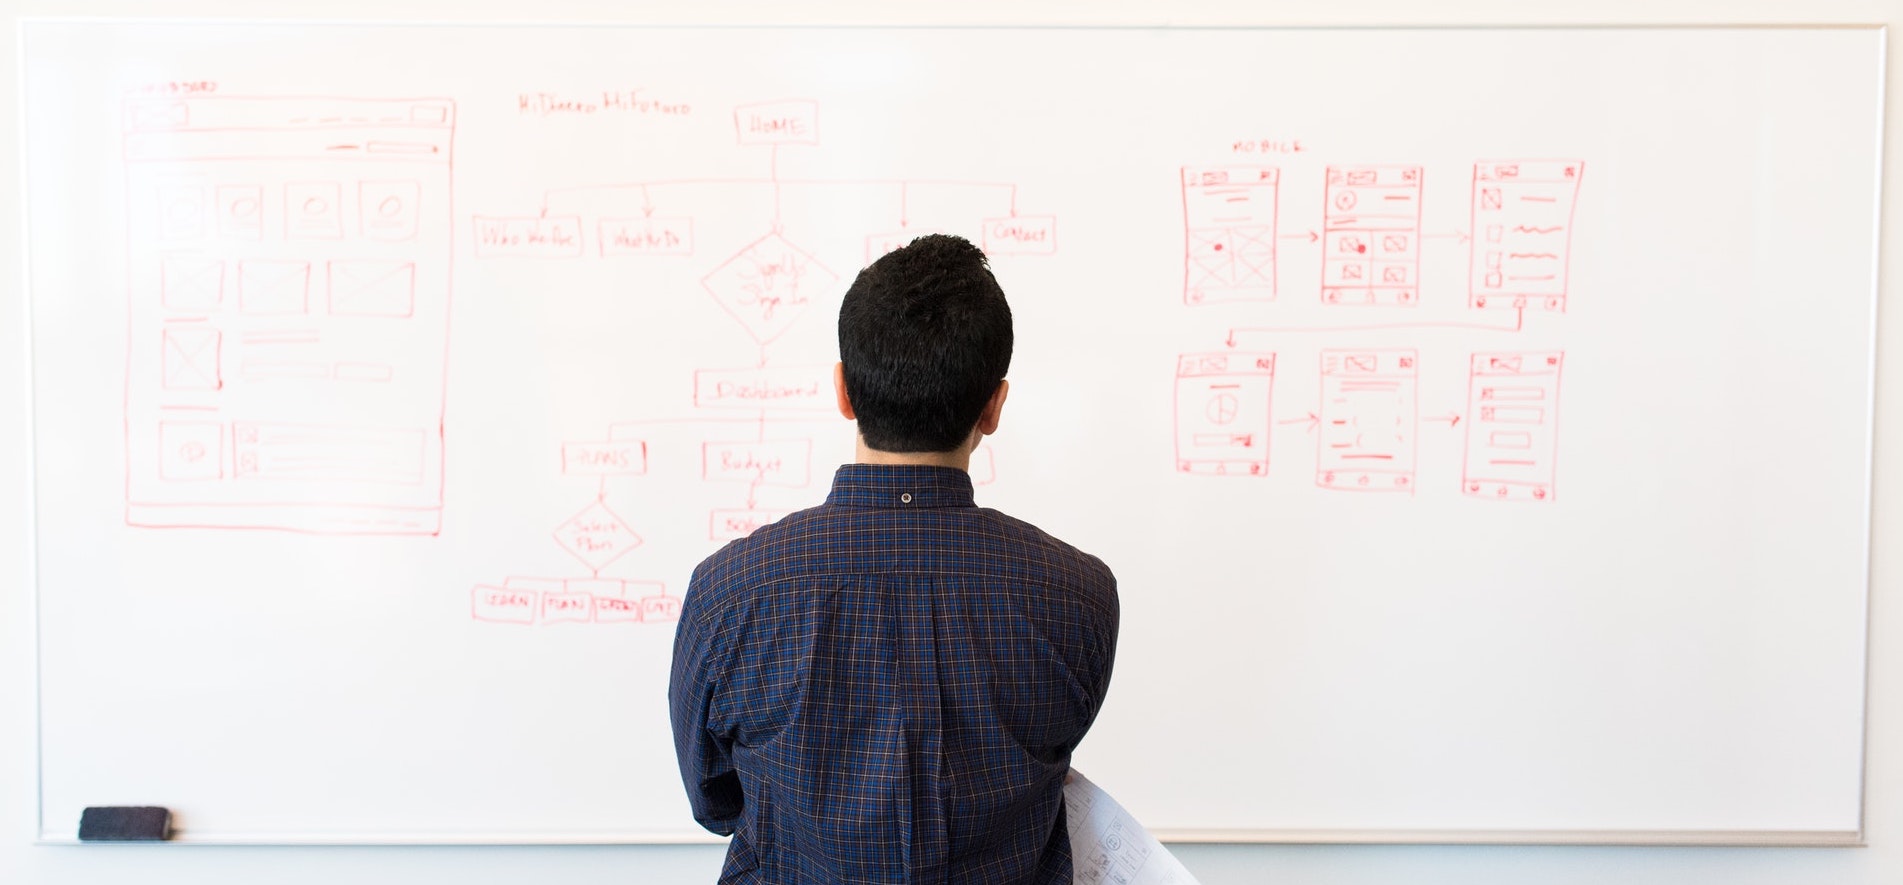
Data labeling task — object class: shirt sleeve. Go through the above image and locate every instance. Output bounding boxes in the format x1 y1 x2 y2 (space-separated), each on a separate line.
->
669 572 744 835
1073 565 1122 747
1090 573 1121 717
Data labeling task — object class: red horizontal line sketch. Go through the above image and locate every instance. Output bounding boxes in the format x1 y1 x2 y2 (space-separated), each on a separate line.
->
1316 349 1418 493
734 99 819 146
694 364 834 412
472 578 676 626
1323 165 1422 306
126 504 442 535
702 438 812 487
599 216 693 256
562 440 649 476
1462 352 1564 501
130 144 454 164
709 508 794 541
233 422 425 485
123 101 456 165
1223 306 1524 343
472 215 583 258
981 215 1056 256
545 177 1022 198
552 499 643 573
240 359 329 381
604 417 814 436
1470 160 1584 312
1174 352 1275 477
538 177 1021 218
702 233 837 344
125 96 456 134
363 142 435 157
1182 166 1279 305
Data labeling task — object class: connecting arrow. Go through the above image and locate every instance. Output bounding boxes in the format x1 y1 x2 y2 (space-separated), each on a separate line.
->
1423 229 1471 244
746 407 769 508
769 145 783 233
1428 411 1462 428
640 184 655 218
1279 229 1319 243
1277 411 1321 432
900 181 909 228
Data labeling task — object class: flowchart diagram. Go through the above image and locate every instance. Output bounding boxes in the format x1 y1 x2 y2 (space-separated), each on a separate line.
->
466 99 1020 627
1174 160 1582 500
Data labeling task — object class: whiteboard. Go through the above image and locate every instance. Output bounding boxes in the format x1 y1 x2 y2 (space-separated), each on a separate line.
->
22 21 1881 844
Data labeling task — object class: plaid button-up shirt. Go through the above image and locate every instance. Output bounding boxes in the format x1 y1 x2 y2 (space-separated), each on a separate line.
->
671 463 1120 884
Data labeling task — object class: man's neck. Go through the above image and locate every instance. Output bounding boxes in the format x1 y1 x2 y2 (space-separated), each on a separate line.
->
854 437 973 471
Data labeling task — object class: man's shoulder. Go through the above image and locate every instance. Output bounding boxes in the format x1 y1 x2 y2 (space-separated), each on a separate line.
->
978 508 1115 583
684 502 838 610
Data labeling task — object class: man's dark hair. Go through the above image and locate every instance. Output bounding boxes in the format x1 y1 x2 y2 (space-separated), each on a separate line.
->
838 234 1013 453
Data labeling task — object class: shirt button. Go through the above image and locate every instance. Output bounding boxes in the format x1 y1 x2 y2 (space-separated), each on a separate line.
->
900 493 913 504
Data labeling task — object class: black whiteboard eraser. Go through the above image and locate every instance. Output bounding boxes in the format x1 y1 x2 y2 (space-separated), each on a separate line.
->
77 806 172 841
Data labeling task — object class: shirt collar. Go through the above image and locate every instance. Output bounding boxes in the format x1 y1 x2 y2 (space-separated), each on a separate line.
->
825 463 977 509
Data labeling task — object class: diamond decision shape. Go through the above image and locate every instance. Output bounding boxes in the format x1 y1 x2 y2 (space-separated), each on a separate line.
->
701 233 838 344
552 501 642 572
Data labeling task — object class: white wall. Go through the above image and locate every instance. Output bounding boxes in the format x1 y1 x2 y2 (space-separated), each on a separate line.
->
3 2 1899 883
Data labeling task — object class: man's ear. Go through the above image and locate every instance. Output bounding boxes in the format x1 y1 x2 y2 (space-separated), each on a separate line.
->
975 379 1009 437
833 362 856 420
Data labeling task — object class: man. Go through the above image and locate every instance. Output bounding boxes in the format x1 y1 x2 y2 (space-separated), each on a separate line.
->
669 234 1120 884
